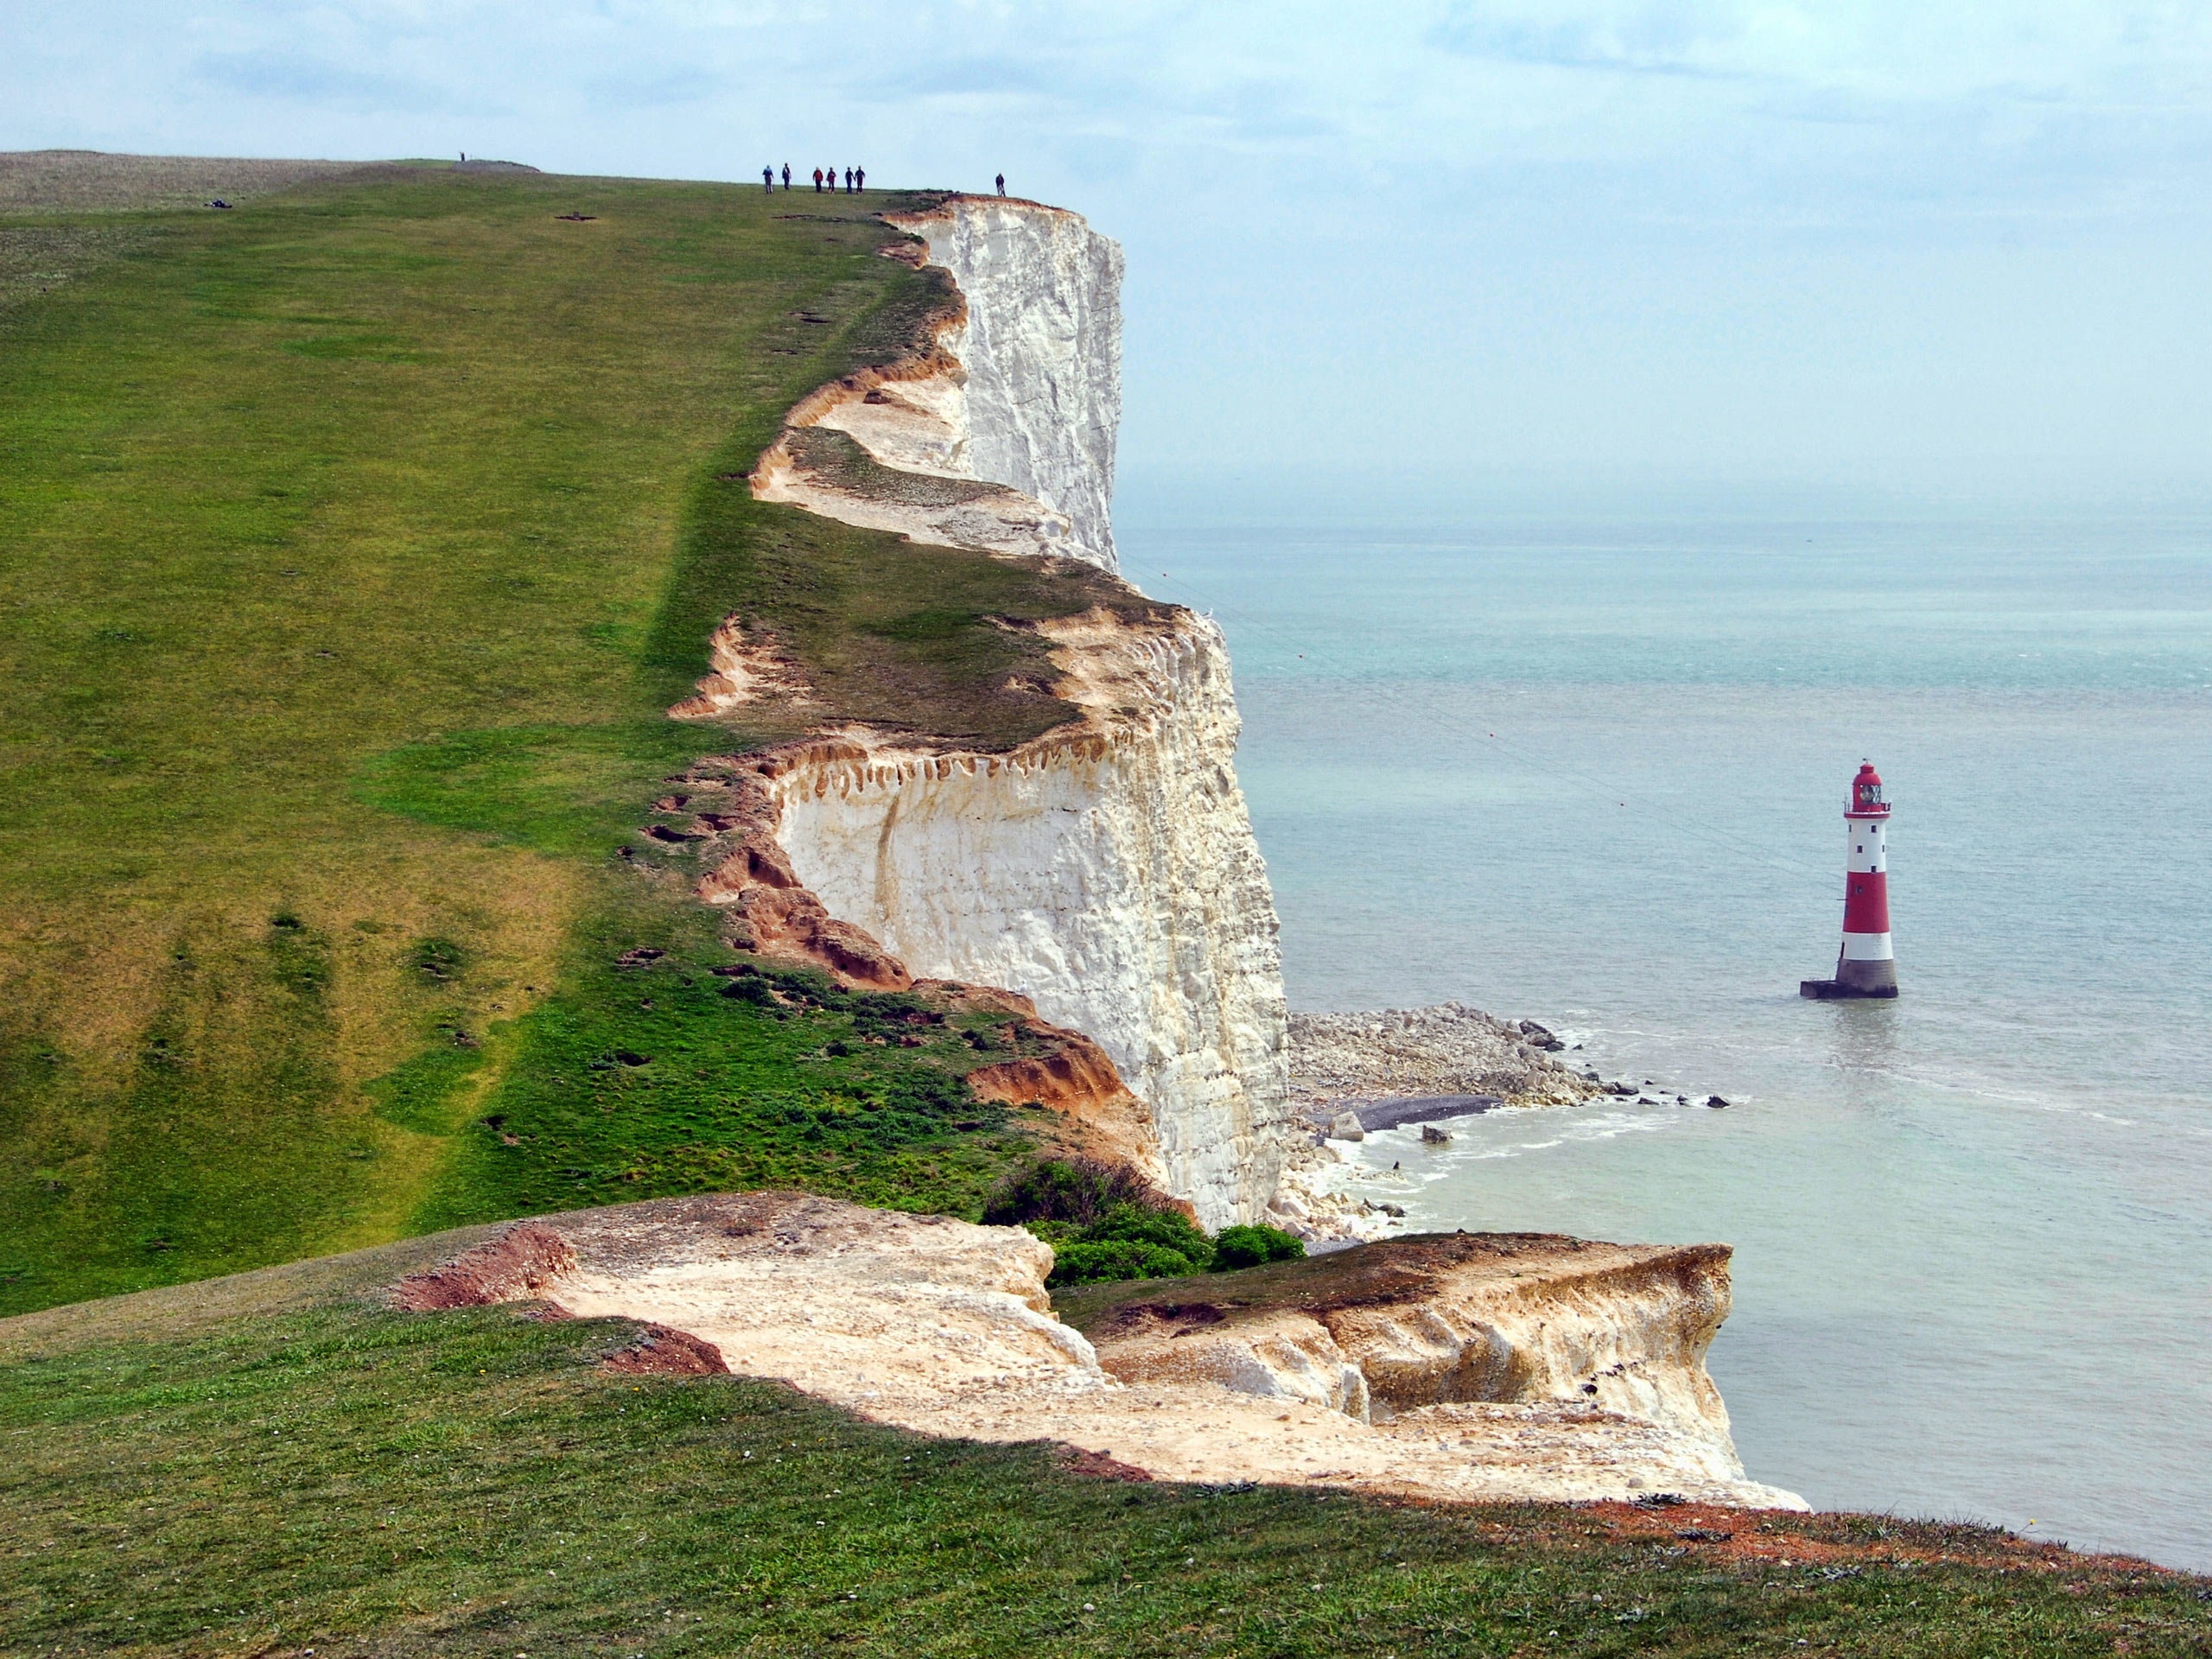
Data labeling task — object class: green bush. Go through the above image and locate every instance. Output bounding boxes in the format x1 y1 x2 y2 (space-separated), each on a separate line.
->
981 1156 1169 1230
1085 1201 1216 1266
1212 1223 1307 1269
994 1157 1309 1288
1046 1239 1201 1286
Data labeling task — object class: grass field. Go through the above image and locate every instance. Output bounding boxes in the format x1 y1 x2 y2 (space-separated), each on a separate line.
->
3 1239 2207 1658
0 160 1126 1316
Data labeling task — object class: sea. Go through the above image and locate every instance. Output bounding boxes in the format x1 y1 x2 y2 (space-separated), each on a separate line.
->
1120 479 2212 1572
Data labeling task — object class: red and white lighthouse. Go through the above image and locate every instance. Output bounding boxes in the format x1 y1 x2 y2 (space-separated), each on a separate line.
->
1801 760 1898 999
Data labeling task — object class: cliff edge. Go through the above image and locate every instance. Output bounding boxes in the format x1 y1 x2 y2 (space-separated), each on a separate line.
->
690 195 1295 1228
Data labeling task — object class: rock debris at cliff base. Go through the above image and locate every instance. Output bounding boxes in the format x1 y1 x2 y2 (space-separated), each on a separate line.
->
1291 1001 1603 1113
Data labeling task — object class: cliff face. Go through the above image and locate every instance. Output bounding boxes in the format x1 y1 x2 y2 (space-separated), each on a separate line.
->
721 196 1294 1228
879 200 1123 573
766 611 1293 1227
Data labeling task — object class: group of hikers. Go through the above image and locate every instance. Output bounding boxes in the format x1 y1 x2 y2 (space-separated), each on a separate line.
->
760 163 866 194
757 166 1014 197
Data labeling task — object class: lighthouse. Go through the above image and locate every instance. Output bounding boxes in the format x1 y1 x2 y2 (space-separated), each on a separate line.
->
1801 760 1898 999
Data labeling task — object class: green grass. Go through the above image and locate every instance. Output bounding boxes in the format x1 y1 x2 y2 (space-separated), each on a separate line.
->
0 164 1135 1315
397 881 1055 1234
3 1261 2206 1658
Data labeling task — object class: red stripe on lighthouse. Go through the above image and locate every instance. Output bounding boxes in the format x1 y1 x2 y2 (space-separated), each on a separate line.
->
1843 869 1889 934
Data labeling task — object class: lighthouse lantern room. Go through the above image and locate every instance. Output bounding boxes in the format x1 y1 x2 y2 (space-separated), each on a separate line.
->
1801 760 1899 1000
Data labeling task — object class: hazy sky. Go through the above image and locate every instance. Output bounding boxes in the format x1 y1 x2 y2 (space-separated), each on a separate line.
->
10 2 2212 498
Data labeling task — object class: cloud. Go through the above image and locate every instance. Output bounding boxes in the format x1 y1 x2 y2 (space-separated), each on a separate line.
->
1428 2 1750 79
194 48 449 111
581 65 721 108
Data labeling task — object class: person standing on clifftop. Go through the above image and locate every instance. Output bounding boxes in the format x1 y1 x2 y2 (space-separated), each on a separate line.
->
995 173 1006 194
761 166 772 193
855 166 865 192
812 168 823 193
781 163 791 190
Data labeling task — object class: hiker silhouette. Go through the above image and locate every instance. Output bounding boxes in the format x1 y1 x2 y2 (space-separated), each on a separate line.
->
812 168 823 193
781 163 791 190
995 173 1006 194
761 166 772 193
855 167 865 191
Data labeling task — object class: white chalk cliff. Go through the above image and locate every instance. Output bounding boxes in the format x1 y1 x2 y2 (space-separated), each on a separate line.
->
715 196 1294 1228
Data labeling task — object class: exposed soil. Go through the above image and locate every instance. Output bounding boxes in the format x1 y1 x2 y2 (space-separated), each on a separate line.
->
601 1322 730 1376
1053 1443 1154 1482
388 1221 575 1311
382 1198 1792 1510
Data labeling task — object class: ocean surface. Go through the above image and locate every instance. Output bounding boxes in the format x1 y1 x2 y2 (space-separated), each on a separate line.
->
1119 485 2212 1571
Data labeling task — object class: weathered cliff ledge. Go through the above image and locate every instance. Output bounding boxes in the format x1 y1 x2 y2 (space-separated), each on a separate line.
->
392 1197 1806 1510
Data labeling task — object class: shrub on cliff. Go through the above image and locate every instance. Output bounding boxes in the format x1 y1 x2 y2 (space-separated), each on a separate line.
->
1211 1223 1306 1269
988 1158 1311 1286
1047 1238 1205 1285
1042 1200 1216 1286
988 1158 1310 1286
1088 1201 1215 1259
982 1156 1175 1230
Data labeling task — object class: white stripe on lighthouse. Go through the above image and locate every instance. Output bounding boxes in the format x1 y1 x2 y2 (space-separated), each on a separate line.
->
1847 821 1887 874
1843 817 1891 958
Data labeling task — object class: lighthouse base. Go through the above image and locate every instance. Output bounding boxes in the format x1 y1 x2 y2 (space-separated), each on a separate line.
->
1800 957 1899 999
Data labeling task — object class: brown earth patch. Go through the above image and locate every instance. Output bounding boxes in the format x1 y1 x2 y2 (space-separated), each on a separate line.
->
963 1016 1160 1177
388 1221 575 1311
1054 1443 1154 1483
601 1322 730 1376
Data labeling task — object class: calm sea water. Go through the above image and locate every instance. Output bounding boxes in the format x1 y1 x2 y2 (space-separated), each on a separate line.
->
1121 489 2212 1570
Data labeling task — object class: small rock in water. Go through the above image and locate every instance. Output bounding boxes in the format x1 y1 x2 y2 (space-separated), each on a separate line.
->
1707 1096 1729 1109
1420 1123 1452 1144
1327 1110 1364 1141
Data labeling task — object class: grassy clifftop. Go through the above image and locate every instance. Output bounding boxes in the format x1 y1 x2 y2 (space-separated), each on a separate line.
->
0 159 1131 1315
4 1240 2204 1657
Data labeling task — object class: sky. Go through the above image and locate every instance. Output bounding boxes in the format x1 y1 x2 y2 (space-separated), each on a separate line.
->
10 1 2212 503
